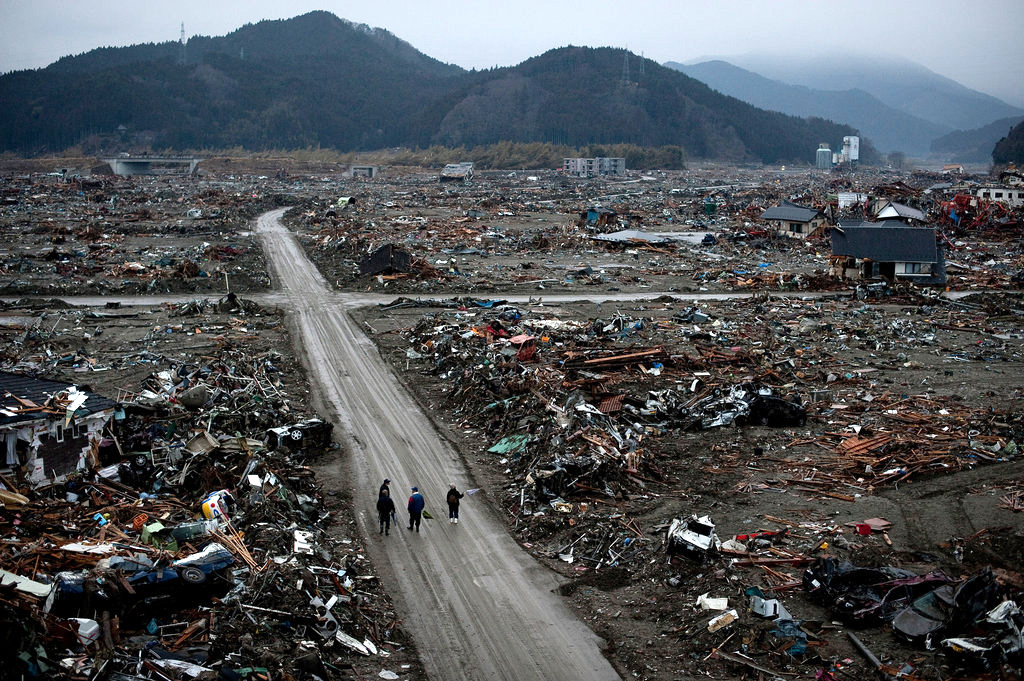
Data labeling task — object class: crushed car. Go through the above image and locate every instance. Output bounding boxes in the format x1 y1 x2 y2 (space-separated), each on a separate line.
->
266 417 334 451
942 600 1024 670
892 568 1002 648
667 514 719 562
802 558 955 625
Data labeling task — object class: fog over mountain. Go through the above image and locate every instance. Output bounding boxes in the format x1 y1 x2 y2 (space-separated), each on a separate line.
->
704 53 1022 132
667 52 1022 159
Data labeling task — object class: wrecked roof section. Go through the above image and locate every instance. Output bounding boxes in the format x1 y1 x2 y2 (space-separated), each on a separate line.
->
0 370 116 424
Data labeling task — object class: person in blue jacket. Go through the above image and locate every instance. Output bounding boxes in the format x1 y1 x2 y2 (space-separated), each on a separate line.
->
407 486 425 532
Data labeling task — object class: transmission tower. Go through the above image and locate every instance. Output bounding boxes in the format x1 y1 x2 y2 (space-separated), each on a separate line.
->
179 23 186 65
621 50 630 85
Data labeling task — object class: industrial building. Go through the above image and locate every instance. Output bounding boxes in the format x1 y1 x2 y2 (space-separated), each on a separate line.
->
973 185 1024 207
840 136 860 164
563 157 626 177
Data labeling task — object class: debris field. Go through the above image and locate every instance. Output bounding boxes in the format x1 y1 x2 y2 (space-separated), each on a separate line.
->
356 287 1023 680
2 159 1023 681
1 293 423 680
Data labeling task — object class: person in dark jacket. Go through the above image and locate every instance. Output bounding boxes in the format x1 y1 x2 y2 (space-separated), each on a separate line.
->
446 484 465 524
376 488 396 535
379 478 391 497
407 486 425 532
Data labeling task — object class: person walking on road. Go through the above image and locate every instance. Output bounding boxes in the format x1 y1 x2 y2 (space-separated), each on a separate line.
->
407 486 425 532
379 478 391 497
376 488 396 536
446 484 464 524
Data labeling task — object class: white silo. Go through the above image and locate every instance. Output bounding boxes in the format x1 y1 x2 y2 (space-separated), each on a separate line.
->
816 143 832 169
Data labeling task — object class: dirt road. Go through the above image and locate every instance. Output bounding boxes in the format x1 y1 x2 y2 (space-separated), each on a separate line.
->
255 209 621 681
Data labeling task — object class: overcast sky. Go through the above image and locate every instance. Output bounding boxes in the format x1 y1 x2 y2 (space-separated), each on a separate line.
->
2 0 1022 106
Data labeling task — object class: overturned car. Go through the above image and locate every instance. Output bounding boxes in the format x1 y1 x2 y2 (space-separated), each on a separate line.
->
266 417 334 451
54 542 235 619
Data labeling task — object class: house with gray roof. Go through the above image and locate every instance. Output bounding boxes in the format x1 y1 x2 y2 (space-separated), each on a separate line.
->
1 371 117 488
760 201 826 239
830 221 946 286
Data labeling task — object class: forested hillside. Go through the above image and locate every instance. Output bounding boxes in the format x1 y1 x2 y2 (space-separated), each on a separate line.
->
0 11 861 164
993 120 1024 165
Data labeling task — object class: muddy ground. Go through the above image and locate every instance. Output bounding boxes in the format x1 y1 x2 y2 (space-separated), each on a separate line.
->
3 160 1024 680
352 290 1024 681
283 167 1023 298
0 171 290 296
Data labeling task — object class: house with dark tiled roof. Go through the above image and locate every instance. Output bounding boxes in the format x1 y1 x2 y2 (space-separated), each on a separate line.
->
0 371 116 488
829 221 946 286
760 201 827 239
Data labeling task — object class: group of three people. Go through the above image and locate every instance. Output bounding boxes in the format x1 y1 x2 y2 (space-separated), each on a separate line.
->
376 478 465 535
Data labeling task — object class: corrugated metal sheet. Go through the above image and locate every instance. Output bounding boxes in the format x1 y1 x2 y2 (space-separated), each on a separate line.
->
598 395 624 414
487 434 530 454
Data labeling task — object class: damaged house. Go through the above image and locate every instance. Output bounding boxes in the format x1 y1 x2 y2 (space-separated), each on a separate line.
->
760 201 827 239
873 199 926 224
0 371 116 488
830 221 947 286
580 207 620 229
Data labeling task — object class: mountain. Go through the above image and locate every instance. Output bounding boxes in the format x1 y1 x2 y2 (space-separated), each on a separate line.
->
0 12 859 164
931 116 1024 163
47 13 458 79
719 53 1023 133
664 59 947 155
993 120 1024 165
0 11 464 153
430 47 862 163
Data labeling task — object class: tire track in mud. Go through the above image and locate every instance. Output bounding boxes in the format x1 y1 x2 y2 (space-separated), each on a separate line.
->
255 208 621 681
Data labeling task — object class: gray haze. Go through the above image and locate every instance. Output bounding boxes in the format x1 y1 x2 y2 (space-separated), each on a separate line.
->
2 0 1022 107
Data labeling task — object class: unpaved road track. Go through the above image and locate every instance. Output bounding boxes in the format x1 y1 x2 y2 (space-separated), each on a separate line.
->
256 209 621 681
